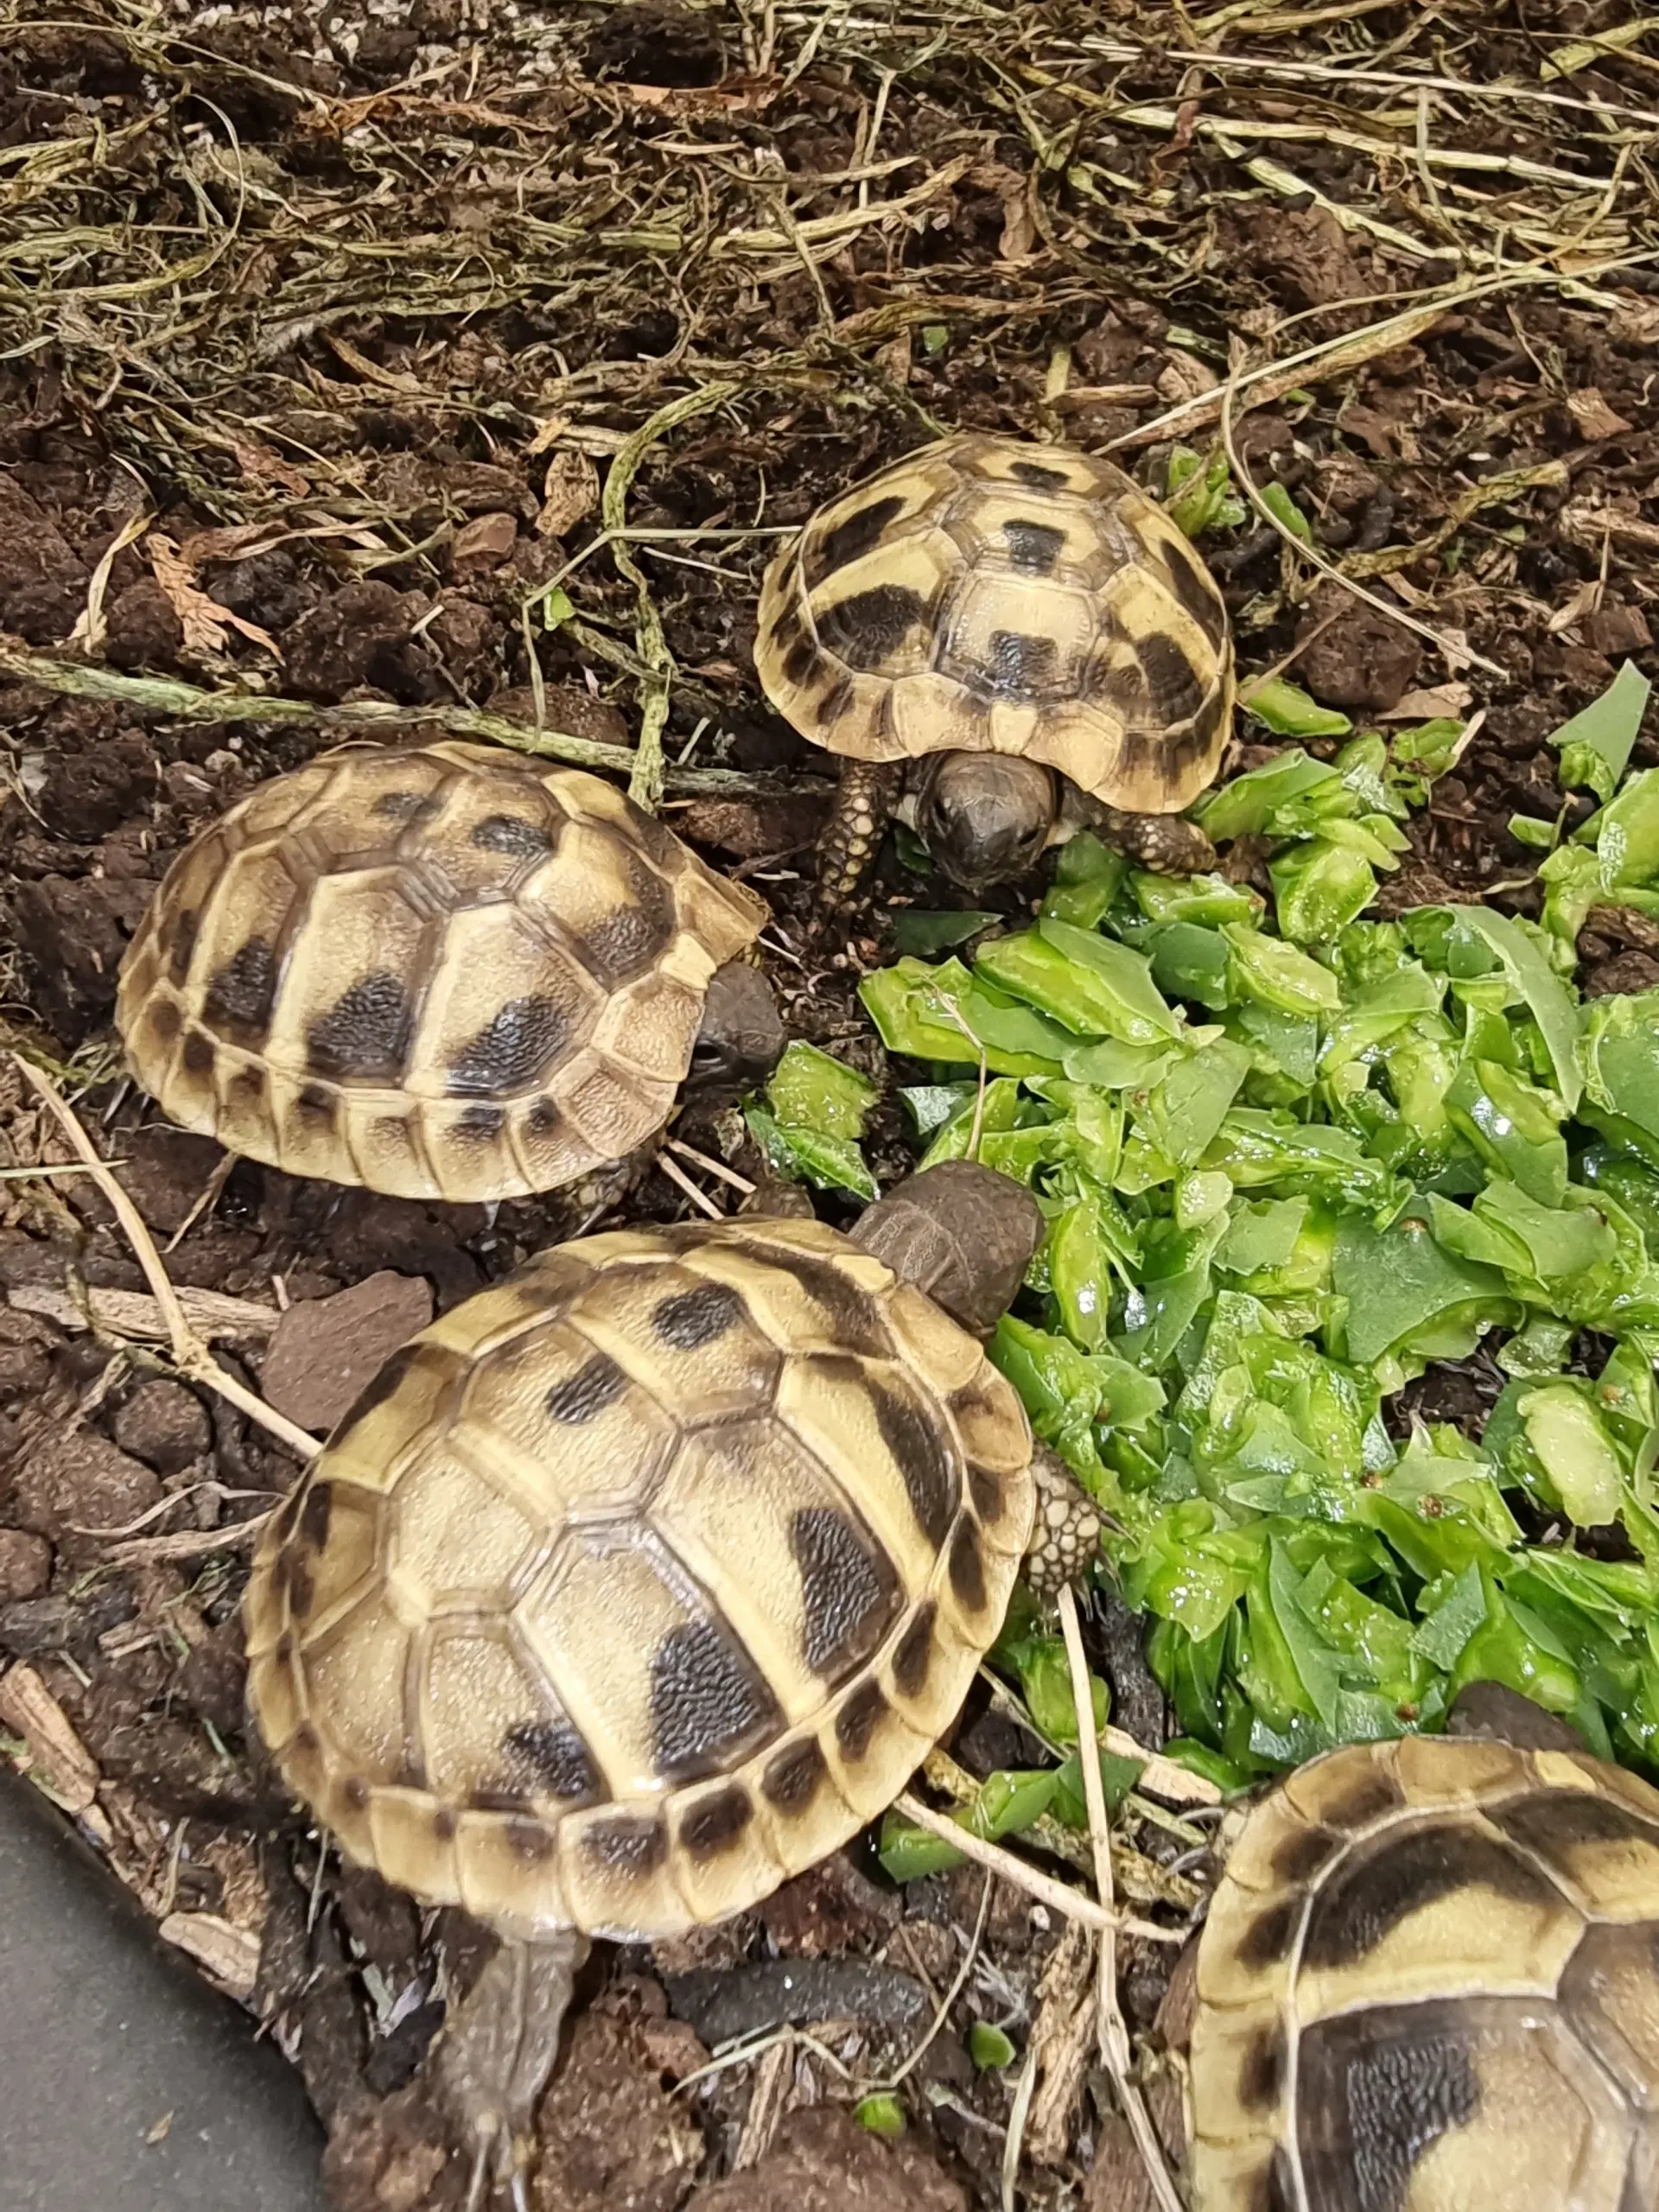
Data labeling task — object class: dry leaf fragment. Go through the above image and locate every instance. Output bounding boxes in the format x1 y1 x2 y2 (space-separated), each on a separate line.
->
159 1911 262 1998
0 1662 100 1811
452 512 518 567
148 536 280 660
226 435 312 499
1567 386 1634 441
537 446 601 537
1156 352 1218 403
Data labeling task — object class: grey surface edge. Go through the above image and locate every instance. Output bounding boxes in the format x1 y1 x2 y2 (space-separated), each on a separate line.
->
0 1765 327 2212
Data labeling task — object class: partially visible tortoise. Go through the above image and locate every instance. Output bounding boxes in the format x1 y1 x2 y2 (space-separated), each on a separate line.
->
244 1160 1098 2203
754 432 1234 897
1187 1685 1659 2210
116 742 783 1205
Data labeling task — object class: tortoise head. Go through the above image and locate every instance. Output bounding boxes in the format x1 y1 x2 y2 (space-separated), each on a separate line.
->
850 1160 1043 1337
915 753 1058 891
687 958 785 1096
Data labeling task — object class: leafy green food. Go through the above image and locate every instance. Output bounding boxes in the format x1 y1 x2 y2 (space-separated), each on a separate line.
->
746 1042 879 1199
1549 659 1652 804
857 694 1659 1789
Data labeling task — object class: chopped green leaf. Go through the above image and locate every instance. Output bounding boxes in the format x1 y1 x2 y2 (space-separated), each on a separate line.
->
892 908 1001 955
969 2023 1017 2070
1243 679 1352 740
1549 660 1652 804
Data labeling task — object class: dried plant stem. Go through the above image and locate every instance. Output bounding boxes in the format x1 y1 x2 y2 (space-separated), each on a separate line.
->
0 642 777 797
891 1789 1181 1944
1058 1584 1184 2212
596 383 738 811
13 1055 321 1462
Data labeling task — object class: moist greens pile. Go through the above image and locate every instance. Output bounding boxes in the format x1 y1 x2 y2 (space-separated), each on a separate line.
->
759 667 1659 1810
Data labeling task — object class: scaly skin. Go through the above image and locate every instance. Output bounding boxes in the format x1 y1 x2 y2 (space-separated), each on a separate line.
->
817 758 906 902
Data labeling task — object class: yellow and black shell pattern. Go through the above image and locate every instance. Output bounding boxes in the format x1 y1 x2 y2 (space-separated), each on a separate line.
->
245 1214 1035 1940
116 743 767 1205
1190 1733 1659 2211
755 433 1234 817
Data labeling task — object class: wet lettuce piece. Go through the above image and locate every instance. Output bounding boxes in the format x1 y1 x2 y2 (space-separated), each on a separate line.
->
1041 831 1127 928
1332 1206 1515 1371
747 1042 880 1200
976 925 1180 1044
1270 839 1379 945
1581 988 1659 1164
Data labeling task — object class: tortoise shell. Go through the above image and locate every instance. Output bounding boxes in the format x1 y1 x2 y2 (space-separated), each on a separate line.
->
1189 1733 1659 2210
244 1213 1034 1939
755 433 1234 816
116 743 766 1205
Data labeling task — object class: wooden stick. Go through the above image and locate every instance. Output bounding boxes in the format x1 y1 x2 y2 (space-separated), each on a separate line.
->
1058 1586 1185 2212
13 1057 321 1462
892 1791 1181 1944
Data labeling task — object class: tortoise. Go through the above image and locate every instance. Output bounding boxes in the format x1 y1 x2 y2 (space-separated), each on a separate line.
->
1186 1683 1659 2210
754 432 1235 899
243 1159 1100 2202
115 741 784 1207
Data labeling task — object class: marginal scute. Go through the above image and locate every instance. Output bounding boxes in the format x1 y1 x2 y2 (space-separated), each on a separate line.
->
245 1213 1037 1941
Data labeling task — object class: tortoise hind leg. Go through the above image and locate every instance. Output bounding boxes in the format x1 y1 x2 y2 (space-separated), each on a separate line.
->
818 759 905 902
435 1927 590 2209
1089 804 1216 877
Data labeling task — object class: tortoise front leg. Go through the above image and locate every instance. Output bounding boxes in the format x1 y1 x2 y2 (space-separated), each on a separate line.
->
1088 803 1217 877
1024 1442 1103 1596
817 759 905 903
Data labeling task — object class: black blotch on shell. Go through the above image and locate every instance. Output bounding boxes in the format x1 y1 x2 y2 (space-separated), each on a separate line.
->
181 1031 215 1077
306 970 413 1084
472 814 555 858
761 1738 826 1814
1011 461 1068 492
342 1776 369 1811
1001 518 1065 575
328 1343 431 1451
1491 1787 1659 1856
652 1281 745 1351
148 1000 181 1044
967 1465 1004 1527
586 1815 668 1874
167 909 200 984
1136 632 1205 721
817 583 931 673
283 1548 315 1620
1271 1824 1344 1887
804 493 909 590
948 1520 986 1611
782 637 817 688
789 1505 899 1680
1159 532 1230 652
227 1065 266 1116
835 1680 887 1762
892 1604 936 1700
202 935 279 1039
506 1817 556 1862
985 630 1058 698
619 794 683 874
650 1618 784 1783
502 1718 603 1803
1316 1765 1404 1834
1189 679 1230 756
299 1481 333 1550
545 1354 626 1425
680 1784 754 1860
1236 1896 1300 1969
454 1103 505 1143
818 675 855 727
1294 2005 1479 2212
294 1084 336 1128
765 1250 890 1356
866 1372 957 1548
448 995 569 1096
1238 2022 1286 2110
569 865 676 988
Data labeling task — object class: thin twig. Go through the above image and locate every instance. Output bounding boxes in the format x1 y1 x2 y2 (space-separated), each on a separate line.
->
595 384 738 811
891 1791 1181 1943
1058 1586 1184 2212
12 1056 321 1461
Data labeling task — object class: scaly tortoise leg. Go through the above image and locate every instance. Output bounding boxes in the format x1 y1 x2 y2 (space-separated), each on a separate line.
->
1023 1441 1103 1596
817 759 906 902
435 1926 590 2209
1087 803 1217 877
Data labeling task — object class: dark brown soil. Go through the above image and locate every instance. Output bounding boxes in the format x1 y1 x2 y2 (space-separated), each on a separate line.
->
3 0 1657 2204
